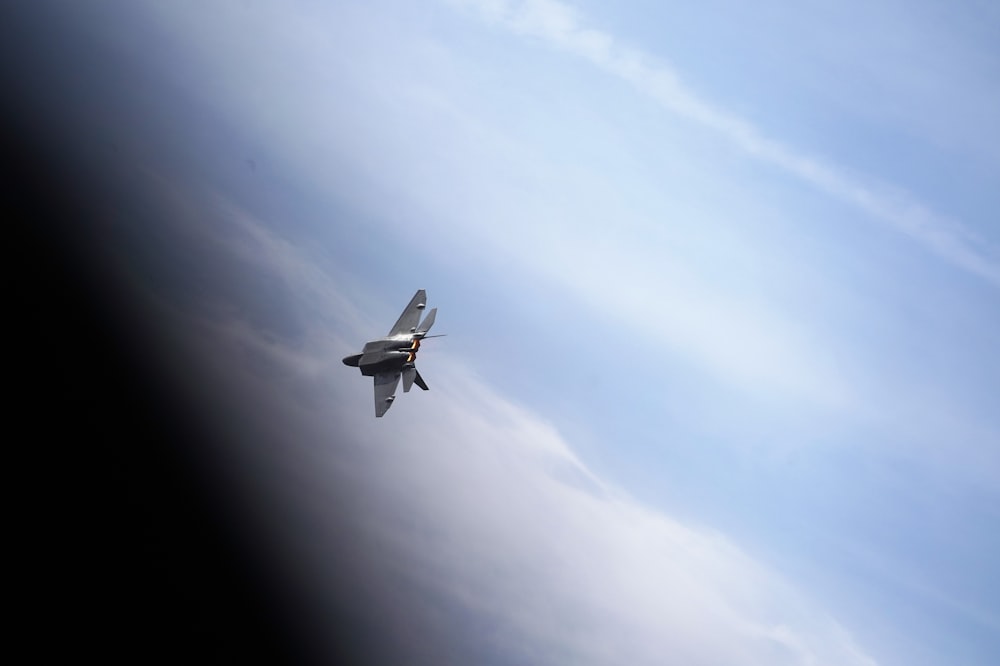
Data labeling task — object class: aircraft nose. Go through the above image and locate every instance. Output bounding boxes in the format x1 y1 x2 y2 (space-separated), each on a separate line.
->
342 354 362 367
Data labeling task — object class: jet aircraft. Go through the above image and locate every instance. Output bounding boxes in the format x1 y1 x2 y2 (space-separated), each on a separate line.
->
342 289 441 417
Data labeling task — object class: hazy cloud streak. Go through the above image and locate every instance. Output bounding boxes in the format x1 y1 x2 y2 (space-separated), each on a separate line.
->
163 189 881 666
449 0 1000 286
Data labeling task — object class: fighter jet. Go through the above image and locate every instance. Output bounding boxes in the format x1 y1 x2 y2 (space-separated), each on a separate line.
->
342 289 441 417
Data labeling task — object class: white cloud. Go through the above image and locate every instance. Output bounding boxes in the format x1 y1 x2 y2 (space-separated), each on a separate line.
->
447 0 1000 287
57 3 998 661
162 194 882 665
114 0 857 406
115 0 1000 482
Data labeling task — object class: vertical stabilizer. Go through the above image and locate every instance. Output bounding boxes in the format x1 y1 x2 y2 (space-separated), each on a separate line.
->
413 370 429 391
416 307 437 336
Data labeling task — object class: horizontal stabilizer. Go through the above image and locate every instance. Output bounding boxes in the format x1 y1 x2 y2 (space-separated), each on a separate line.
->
402 366 416 393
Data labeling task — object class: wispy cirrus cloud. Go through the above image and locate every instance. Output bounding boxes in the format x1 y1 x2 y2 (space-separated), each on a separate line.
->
447 0 1000 287
115 0 856 406
136 184 881 665
32 2 996 662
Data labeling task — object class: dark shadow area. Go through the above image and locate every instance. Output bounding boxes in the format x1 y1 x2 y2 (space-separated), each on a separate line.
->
1 86 384 666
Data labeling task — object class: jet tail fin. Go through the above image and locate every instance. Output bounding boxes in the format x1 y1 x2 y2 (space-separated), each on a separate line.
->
416 307 437 336
402 366 416 392
413 369 429 391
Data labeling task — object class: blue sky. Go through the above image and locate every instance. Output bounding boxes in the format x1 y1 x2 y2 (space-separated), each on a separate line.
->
40 1 1000 663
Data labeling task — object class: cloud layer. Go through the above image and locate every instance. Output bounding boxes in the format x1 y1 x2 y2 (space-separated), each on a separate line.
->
42 2 997 662
449 0 1000 286
134 183 881 665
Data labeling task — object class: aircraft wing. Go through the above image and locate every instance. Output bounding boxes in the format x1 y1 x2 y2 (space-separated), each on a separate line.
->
388 289 427 336
373 371 401 417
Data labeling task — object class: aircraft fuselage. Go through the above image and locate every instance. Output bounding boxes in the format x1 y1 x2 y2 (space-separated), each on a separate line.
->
342 336 420 377
344 289 437 416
